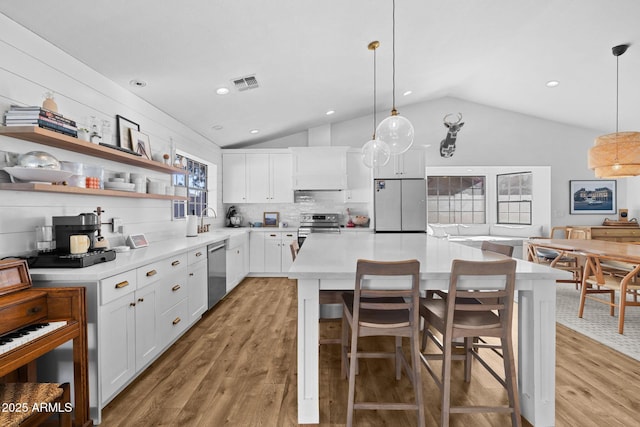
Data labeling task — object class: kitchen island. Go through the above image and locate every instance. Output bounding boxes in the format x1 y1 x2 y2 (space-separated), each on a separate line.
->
289 233 568 426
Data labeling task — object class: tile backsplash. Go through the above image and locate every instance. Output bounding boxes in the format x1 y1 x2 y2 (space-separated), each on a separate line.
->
223 190 370 228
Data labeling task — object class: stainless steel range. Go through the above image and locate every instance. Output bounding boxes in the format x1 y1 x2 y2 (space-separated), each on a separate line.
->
298 213 341 246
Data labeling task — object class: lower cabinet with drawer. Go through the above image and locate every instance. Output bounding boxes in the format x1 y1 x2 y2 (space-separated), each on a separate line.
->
99 253 188 407
34 246 209 423
250 230 297 275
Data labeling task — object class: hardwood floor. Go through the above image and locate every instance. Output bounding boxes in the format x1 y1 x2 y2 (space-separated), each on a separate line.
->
102 277 640 426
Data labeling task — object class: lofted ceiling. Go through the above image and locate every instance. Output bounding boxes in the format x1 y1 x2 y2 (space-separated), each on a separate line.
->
1 0 639 148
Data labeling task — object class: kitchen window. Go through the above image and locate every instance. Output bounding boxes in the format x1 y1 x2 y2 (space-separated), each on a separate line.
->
427 176 486 224
173 152 217 219
497 171 532 225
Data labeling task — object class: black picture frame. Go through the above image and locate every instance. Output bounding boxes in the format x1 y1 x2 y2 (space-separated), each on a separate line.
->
116 115 140 151
569 180 617 214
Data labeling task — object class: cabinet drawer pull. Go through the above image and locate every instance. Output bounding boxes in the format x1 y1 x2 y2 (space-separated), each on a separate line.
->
137 298 144 303
195 251 203 257
129 302 136 307
189 273 194 277
172 317 181 325
146 269 157 277
270 234 276 237
172 284 181 292
171 260 181 266
115 281 129 289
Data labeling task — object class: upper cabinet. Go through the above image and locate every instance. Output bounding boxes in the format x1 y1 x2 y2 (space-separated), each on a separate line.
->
374 148 425 179
290 147 349 190
344 149 372 203
222 152 247 203
222 149 293 204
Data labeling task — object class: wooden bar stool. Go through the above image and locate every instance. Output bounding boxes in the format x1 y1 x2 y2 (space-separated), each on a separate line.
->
341 259 424 427
420 259 521 427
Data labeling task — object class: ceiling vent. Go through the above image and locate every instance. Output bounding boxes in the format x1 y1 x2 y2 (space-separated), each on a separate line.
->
232 75 259 91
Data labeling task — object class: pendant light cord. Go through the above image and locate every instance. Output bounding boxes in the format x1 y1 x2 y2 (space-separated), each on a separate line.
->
615 51 620 164
373 46 378 137
616 53 619 134
392 0 396 110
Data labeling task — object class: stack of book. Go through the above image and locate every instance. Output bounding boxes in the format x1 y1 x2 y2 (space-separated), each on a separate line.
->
3 105 78 137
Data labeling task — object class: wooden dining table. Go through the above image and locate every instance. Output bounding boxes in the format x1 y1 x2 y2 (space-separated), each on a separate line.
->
289 233 569 426
526 238 640 264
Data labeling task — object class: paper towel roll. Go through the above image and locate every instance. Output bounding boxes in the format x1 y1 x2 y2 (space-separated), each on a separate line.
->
186 215 198 237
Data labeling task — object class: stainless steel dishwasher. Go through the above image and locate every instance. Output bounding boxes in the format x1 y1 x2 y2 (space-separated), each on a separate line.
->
207 242 226 309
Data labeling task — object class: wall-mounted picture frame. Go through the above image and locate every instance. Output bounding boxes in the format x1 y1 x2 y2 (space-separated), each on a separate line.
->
570 180 616 214
116 114 140 151
130 129 152 160
263 212 279 227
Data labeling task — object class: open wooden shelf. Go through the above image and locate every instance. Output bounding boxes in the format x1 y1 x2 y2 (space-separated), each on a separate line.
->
0 126 186 174
0 183 187 200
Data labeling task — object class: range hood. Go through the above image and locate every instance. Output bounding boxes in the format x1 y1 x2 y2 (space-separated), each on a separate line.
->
290 146 349 190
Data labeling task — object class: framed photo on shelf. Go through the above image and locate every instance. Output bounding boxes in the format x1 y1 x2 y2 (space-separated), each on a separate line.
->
130 129 152 160
116 115 140 151
569 179 616 214
263 212 279 227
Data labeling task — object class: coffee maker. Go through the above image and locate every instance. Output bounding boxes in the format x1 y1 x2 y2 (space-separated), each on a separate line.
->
31 213 116 268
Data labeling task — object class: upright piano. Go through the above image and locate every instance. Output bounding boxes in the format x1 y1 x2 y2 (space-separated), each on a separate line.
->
0 259 91 427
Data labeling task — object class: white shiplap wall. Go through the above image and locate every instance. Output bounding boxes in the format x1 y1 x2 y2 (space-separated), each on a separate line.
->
0 15 223 258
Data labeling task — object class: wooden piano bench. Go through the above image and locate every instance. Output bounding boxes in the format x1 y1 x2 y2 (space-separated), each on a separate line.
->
0 382 71 427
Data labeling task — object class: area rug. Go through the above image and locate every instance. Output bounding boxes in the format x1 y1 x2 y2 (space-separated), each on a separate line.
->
555 284 640 361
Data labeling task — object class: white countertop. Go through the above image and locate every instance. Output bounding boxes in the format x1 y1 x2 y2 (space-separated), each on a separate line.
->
288 233 567 281
29 229 250 282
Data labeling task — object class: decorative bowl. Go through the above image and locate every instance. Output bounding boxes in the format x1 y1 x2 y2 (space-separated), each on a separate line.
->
17 151 60 169
352 216 369 226
3 166 72 183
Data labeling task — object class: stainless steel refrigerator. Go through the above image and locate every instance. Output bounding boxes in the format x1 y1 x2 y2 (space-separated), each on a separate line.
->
374 179 426 232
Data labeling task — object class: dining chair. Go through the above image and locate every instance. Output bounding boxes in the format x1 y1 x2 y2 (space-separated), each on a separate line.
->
290 240 343 345
528 226 583 288
579 254 640 334
341 259 424 427
420 258 521 427
480 240 514 257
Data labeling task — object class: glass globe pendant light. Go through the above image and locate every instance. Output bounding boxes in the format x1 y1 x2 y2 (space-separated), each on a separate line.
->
375 0 414 155
362 40 391 168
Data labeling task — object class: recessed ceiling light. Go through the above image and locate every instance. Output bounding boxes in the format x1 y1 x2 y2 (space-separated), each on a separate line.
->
129 79 147 88
546 80 559 88
326 110 335 115
250 129 259 134
211 125 223 130
216 87 230 95
403 90 412 96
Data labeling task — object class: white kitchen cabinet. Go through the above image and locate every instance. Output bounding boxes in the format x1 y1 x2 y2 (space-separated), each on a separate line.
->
187 246 207 324
222 152 247 203
250 231 265 272
251 230 298 274
291 147 349 190
134 284 159 370
223 150 292 204
345 150 373 202
280 231 298 273
246 152 293 203
226 233 249 292
374 149 426 179
264 232 282 273
99 292 136 405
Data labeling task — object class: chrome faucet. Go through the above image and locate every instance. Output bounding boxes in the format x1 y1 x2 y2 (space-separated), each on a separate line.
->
199 207 217 233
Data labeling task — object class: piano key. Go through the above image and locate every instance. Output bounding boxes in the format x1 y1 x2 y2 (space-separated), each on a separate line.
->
0 321 67 355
